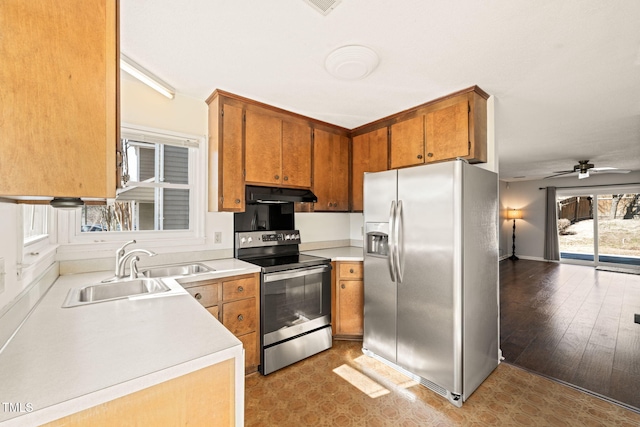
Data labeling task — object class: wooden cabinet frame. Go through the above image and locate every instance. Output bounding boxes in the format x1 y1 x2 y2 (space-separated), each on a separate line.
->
208 86 488 213
182 273 260 374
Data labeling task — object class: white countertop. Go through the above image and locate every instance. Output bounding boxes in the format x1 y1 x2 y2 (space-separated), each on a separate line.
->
0 258 260 426
302 246 364 262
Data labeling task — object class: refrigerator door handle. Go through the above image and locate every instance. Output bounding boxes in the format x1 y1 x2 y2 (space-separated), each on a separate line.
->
395 199 404 284
388 200 397 282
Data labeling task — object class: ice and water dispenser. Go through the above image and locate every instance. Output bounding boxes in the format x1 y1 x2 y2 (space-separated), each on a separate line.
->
365 223 389 257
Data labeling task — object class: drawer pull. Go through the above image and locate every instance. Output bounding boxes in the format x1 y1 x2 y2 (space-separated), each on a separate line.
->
349 268 354 273
194 293 202 300
275 175 280 180
237 314 244 321
284 176 289 181
237 286 244 293
417 154 423 159
341 284 345 289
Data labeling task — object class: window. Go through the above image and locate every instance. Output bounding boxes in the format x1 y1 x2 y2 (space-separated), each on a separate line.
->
80 131 198 233
23 204 49 244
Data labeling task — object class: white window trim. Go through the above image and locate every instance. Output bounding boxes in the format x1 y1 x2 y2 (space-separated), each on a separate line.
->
57 124 208 258
19 204 58 284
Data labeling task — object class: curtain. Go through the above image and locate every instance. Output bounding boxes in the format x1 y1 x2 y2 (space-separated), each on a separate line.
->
544 186 560 261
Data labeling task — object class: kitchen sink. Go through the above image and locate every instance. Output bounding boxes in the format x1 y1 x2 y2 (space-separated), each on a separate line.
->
139 262 213 278
62 278 171 308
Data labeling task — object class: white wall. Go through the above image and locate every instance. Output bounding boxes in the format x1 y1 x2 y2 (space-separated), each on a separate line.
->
0 204 20 311
499 171 640 260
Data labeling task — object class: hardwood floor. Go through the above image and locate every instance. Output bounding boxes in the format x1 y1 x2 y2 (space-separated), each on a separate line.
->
500 259 640 410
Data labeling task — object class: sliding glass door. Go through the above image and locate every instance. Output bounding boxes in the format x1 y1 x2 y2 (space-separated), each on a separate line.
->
557 186 640 267
558 194 595 262
596 194 640 266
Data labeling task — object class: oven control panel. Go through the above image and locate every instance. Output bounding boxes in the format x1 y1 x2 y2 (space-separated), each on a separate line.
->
235 230 301 248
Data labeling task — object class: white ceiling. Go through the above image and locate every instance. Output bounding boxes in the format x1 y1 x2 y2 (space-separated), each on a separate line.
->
121 0 640 181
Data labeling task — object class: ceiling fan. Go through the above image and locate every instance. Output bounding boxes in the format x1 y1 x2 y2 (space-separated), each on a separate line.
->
545 160 631 179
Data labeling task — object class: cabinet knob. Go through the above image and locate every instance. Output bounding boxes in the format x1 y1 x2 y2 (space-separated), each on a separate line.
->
328 202 333 207
341 284 345 289
349 268 354 273
235 199 241 204
237 314 244 321
417 154 423 159
194 293 202 300
237 286 244 293
427 152 433 158
283 176 288 181
275 175 280 180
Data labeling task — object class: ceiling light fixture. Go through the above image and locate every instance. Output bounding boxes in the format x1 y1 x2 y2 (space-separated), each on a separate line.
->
120 54 175 99
325 45 379 80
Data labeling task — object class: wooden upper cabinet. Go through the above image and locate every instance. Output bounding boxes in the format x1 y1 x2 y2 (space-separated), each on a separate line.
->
0 0 118 199
388 88 488 169
313 129 349 211
207 94 245 212
351 128 389 212
245 109 311 188
390 115 425 169
245 109 282 185
282 120 312 188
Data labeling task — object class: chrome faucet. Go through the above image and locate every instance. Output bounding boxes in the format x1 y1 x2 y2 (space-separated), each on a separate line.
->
116 248 157 279
114 240 137 277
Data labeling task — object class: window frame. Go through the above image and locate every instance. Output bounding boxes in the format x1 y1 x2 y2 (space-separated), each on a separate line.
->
60 124 206 249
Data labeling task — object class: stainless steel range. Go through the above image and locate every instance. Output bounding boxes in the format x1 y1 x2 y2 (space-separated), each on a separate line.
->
235 230 332 375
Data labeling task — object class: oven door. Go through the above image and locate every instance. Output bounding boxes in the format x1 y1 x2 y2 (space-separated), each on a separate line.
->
262 264 331 346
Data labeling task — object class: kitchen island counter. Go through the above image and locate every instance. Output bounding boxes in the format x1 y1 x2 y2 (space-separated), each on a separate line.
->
0 258 260 426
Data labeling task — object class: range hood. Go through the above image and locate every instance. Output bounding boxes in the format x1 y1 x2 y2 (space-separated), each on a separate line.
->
245 185 317 204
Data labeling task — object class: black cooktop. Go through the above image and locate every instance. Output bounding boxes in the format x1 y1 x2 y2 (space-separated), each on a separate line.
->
243 254 330 273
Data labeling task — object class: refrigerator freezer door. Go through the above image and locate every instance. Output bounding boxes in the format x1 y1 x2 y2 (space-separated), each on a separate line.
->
363 169 398 363
396 161 460 394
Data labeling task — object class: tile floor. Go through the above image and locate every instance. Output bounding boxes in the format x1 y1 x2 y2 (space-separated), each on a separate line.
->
245 341 640 426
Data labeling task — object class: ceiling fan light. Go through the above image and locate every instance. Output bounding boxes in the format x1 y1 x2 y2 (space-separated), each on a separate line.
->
578 171 589 179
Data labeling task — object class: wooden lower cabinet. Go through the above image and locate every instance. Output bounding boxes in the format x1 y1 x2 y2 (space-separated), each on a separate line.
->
44 359 236 427
332 261 364 339
184 273 260 373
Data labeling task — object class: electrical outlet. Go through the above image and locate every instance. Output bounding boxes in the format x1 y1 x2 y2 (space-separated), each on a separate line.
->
214 232 222 244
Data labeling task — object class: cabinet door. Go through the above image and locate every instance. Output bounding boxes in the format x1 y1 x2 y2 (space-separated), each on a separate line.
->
237 331 259 373
219 104 245 211
282 120 312 188
390 115 425 169
425 99 469 162
313 129 348 211
245 109 282 185
223 298 257 336
337 280 364 336
351 128 388 212
0 0 117 198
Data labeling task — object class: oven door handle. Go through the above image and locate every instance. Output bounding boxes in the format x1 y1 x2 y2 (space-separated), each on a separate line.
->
263 265 331 282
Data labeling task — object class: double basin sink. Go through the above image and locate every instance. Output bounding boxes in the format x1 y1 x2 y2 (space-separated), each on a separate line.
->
62 263 213 308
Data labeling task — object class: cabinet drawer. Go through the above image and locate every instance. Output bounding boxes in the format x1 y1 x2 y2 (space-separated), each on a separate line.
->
339 262 363 279
222 298 257 336
222 276 257 301
185 284 219 307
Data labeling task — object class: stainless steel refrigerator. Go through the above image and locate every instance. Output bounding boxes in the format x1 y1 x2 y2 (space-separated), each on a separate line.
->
363 159 498 407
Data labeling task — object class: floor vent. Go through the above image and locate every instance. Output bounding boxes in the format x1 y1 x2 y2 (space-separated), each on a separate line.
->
303 0 342 15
